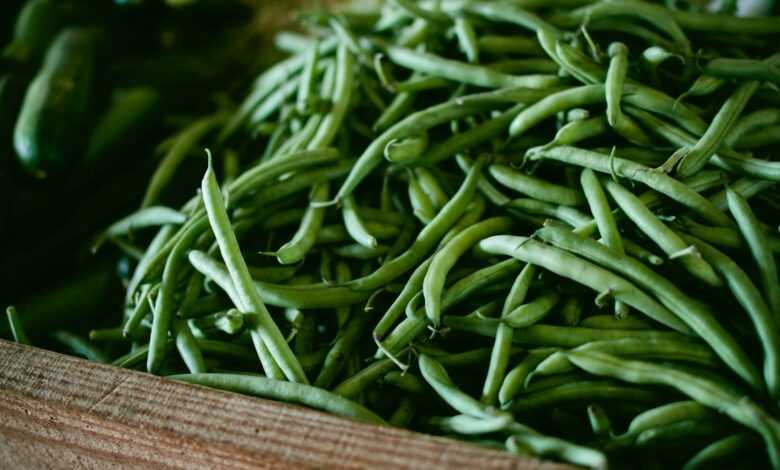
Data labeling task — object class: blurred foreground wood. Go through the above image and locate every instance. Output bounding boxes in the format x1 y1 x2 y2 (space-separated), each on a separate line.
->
0 340 571 469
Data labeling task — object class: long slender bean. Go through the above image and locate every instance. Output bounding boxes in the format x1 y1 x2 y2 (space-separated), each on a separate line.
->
201 156 306 383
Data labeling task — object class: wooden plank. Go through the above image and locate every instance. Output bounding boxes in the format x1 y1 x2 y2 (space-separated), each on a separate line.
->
0 340 570 469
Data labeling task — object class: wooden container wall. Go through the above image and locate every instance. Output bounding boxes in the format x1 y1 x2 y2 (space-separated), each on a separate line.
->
0 339 572 469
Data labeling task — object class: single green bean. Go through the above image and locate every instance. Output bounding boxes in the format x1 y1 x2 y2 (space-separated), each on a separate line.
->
172 373 384 424
201 156 306 383
478 235 691 333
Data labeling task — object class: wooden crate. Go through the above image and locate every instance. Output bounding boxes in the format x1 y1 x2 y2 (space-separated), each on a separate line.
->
0 339 572 469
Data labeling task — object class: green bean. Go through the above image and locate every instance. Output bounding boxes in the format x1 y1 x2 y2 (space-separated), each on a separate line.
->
682 235 780 399
390 397 417 427
92 206 186 251
383 371 426 394
566 351 780 468
605 42 627 129
503 290 560 328
578 315 654 330
604 179 721 286
734 125 780 149
535 225 762 390
142 113 227 208
478 35 543 56
601 43 652 146
527 145 733 226
332 243 389 260
316 222 399 245
557 297 584 326
455 154 512 207
413 168 448 209
419 354 506 418
197 339 261 363
625 401 713 436
173 318 206 373
726 178 780 214
532 338 718 381
426 413 513 435
634 417 727 448
390 0 449 24
307 45 354 149
190 251 372 309
725 108 780 148
333 87 559 203
88 328 137 343
374 91 414 132
511 380 661 413
509 85 605 137
670 10 780 34
314 309 370 389
506 199 590 228
392 76 451 93
381 43 560 89
680 75 726 102
172 373 384 425
704 58 780 86
674 81 759 178
683 433 758 470
147 216 209 374
424 217 514 327
641 46 681 67
506 432 606 470
565 1 690 53
454 17 479 63
190 309 244 336
407 171 436 224
201 156 306 383
248 264 301 283
296 39 320 114
459 2 558 34
482 263 536 405
490 59 558 74
333 358 396 399
727 189 780 319
498 348 558 407
676 217 744 250
627 105 780 182
272 183 330 264
587 404 611 436
580 168 626 315
592 146 666 167
5 306 30 345
385 133 429 164
52 330 108 363
446 316 686 347
489 164 584 206
374 258 431 341
478 235 691 333
550 116 609 146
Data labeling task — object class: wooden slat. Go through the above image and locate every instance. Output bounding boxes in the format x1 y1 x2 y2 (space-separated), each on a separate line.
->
0 340 570 469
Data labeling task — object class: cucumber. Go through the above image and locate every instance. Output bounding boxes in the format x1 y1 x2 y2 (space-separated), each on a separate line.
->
85 87 160 162
14 28 98 176
4 0 61 64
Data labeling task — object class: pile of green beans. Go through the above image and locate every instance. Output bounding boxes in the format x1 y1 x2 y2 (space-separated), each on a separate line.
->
7 0 780 468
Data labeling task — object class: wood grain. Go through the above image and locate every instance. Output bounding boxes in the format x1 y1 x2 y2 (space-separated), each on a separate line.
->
0 340 571 469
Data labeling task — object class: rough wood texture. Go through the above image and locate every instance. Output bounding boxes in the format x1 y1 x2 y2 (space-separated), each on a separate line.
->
0 340 570 469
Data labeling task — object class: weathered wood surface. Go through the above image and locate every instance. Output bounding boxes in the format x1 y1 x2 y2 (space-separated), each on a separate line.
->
0 340 570 469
